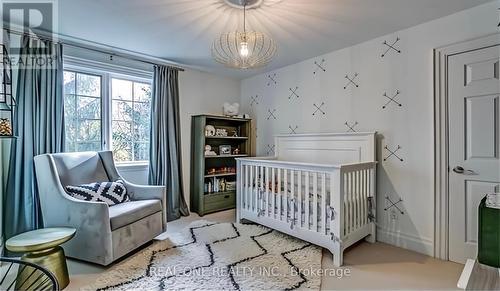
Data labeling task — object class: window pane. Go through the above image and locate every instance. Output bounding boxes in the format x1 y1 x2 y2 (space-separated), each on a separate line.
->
134 82 151 102
78 119 101 142
112 121 132 162
112 100 133 121
64 71 101 153
64 94 77 151
133 142 149 162
77 74 101 97
112 79 132 101
76 142 101 152
78 97 100 119
133 102 150 140
64 72 75 94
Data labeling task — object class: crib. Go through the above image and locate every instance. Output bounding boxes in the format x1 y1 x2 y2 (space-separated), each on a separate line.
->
236 132 377 266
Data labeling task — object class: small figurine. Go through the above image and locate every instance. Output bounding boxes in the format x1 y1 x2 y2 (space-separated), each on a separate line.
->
205 125 216 137
205 145 217 156
223 102 240 117
216 128 228 137
233 148 240 155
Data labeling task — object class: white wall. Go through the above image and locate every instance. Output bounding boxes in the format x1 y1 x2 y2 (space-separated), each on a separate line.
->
240 1 499 256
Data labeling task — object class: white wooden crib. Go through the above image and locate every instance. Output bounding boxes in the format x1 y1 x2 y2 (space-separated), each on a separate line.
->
236 132 377 266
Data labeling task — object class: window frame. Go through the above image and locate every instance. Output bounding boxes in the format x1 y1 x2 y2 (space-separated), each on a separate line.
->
63 60 153 167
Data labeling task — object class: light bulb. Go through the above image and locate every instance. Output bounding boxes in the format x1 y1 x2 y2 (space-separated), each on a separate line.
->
239 41 249 57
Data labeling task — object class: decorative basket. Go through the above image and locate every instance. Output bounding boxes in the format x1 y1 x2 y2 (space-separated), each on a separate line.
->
0 118 12 136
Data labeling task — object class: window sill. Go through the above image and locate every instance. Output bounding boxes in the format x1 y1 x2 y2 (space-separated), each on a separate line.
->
116 162 149 171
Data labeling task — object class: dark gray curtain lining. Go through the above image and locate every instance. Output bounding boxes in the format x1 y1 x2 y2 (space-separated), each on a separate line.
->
148 65 189 221
3 36 65 244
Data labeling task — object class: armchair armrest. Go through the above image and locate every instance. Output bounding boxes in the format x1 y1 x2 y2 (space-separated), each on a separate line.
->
123 180 166 201
122 179 167 231
97 151 167 230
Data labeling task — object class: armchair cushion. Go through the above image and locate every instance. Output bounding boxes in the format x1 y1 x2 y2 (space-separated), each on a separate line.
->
109 200 162 230
65 180 130 206
51 152 109 187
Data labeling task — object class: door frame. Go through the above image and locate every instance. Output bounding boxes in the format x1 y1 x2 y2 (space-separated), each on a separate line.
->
433 33 500 260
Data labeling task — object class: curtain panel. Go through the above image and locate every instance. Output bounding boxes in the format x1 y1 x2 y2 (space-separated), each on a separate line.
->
3 37 65 242
148 65 189 221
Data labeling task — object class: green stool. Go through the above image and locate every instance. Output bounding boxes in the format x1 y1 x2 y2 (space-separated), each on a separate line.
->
6 227 76 289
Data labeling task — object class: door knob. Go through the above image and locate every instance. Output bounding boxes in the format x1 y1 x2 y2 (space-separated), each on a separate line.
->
452 166 476 175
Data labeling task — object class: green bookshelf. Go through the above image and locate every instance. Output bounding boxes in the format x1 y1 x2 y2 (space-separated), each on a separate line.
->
190 115 252 216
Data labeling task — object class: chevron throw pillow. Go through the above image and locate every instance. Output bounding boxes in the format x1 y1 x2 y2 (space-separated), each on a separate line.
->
66 180 130 206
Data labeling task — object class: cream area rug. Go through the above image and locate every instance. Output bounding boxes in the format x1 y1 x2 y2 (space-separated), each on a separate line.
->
83 221 322 291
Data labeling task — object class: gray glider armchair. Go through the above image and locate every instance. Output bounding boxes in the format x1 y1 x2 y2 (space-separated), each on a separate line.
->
34 151 166 266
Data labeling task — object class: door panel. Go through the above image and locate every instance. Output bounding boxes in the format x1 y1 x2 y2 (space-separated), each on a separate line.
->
448 45 500 264
465 95 498 159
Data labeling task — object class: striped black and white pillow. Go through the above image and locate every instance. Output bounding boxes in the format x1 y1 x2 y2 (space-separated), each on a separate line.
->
65 180 130 206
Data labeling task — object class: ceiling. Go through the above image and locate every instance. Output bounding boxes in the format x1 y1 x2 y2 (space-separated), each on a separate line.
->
57 0 492 79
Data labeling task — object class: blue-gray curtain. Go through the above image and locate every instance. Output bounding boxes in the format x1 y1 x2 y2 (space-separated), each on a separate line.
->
3 37 65 241
148 65 189 221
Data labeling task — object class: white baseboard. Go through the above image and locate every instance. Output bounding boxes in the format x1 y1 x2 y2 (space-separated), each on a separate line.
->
377 227 434 257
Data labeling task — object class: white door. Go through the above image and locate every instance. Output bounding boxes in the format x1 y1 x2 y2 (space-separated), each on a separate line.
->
448 45 500 264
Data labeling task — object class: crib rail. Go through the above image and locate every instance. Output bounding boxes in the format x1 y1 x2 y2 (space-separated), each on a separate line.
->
236 158 376 245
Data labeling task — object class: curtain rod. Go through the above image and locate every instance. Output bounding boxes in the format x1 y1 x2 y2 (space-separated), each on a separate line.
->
3 28 185 71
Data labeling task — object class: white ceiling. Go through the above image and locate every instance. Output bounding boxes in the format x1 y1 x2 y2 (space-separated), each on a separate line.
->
57 0 493 79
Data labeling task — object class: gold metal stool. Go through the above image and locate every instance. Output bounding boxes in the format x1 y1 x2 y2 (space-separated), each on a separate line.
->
6 228 76 289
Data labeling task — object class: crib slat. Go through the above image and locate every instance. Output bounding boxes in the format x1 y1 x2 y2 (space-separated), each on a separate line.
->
363 169 367 225
305 172 310 230
277 168 282 221
356 171 360 230
347 172 351 234
259 166 266 212
361 170 365 227
256 165 260 212
349 172 353 234
353 171 357 230
329 172 335 238
312 172 318 231
265 166 269 216
249 165 254 211
297 170 302 228
271 167 275 219
343 173 348 236
290 170 295 225
359 170 364 227
244 165 248 210
321 173 327 235
284 169 288 222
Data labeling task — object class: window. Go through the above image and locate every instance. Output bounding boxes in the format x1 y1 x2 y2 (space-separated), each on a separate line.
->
111 78 151 162
63 67 152 164
64 71 102 152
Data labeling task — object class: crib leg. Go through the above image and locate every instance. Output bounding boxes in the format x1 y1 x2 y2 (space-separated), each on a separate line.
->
332 244 343 267
365 223 376 243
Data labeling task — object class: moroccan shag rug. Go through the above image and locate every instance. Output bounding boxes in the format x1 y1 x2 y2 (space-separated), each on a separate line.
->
83 221 322 291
